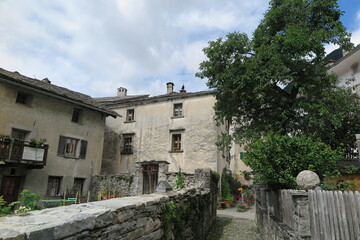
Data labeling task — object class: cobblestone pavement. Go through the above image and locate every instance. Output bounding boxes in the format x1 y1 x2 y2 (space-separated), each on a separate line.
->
206 206 262 240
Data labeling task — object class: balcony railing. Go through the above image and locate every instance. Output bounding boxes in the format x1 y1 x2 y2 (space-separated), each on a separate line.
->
0 140 48 168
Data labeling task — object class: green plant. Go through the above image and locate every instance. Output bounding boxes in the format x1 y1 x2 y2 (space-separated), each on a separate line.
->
221 169 234 201
341 165 358 175
175 168 185 189
0 196 11 217
30 138 47 146
162 201 189 240
244 133 343 189
12 190 42 213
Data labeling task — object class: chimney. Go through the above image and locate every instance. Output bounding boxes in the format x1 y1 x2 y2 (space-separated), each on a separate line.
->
42 78 51 84
166 82 174 94
117 87 127 97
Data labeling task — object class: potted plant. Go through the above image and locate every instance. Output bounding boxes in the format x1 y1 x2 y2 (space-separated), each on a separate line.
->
240 170 252 180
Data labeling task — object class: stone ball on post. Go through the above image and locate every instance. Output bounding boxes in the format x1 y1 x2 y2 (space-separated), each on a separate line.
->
296 170 320 190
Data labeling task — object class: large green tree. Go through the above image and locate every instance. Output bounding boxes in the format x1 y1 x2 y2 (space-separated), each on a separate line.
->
197 0 360 156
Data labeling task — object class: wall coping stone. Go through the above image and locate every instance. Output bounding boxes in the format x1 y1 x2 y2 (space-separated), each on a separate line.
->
0 189 210 240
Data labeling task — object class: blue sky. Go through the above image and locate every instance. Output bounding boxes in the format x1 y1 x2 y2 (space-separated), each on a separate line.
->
0 0 359 97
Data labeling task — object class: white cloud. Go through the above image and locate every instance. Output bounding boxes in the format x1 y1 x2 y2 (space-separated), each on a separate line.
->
0 0 268 97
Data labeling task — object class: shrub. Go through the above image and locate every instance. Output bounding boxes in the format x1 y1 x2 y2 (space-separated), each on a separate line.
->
244 133 343 189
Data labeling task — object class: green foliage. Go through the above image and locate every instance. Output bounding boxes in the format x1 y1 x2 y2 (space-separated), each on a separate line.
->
321 178 357 191
196 0 359 158
13 189 42 212
175 168 185 189
221 174 232 201
162 201 189 240
0 196 11 217
221 168 241 200
341 165 358 175
244 133 343 189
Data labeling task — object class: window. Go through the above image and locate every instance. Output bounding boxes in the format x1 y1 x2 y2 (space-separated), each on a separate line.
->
351 62 359 76
172 134 182 151
73 178 85 195
173 103 183 117
122 134 133 154
46 176 62 196
126 109 135 122
58 136 87 159
11 128 30 141
71 108 83 123
16 92 32 105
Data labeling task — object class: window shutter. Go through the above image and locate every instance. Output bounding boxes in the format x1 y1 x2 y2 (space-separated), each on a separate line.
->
79 140 88 159
57 136 66 156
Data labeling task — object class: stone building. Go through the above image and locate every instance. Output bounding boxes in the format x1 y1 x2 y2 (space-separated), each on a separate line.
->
96 83 234 180
326 45 360 93
0 68 117 203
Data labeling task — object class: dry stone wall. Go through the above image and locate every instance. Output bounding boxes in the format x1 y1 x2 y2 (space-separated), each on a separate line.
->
0 168 217 240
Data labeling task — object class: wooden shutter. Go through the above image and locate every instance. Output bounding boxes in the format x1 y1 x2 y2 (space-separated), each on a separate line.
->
79 140 88 159
57 136 66 156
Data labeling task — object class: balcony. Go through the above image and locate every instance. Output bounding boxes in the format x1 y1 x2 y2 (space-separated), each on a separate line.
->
0 140 48 169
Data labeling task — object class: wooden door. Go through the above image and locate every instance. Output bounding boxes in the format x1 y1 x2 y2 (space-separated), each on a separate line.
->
142 164 159 194
0 176 21 204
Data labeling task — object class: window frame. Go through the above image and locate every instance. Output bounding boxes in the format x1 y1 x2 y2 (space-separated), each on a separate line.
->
46 176 62 196
121 134 134 154
173 103 183 117
73 178 85 196
71 108 83 123
11 128 30 141
126 109 135 122
171 134 182 151
58 136 87 159
15 92 33 106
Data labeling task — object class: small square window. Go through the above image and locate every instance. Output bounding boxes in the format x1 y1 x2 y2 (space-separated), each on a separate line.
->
122 135 133 154
173 103 183 117
16 92 32 105
11 128 30 141
172 134 182 151
72 108 83 123
126 109 135 122
46 176 62 196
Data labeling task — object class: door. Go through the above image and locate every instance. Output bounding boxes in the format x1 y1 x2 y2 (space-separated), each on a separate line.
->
0 176 21 204
142 164 159 194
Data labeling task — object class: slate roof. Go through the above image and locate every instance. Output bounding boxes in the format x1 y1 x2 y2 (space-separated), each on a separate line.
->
96 90 215 108
325 45 360 67
0 68 118 117
324 48 343 63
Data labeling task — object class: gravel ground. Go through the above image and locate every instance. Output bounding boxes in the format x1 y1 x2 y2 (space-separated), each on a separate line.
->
206 218 260 240
206 206 262 240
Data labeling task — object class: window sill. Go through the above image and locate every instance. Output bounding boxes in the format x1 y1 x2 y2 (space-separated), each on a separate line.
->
124 120 136 123
121 152 133 155
15 102 32 107
169 150 183 153
171 116 184 119
58 155 84 160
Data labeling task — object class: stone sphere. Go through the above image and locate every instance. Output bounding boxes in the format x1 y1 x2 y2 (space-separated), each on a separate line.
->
296 170 320 190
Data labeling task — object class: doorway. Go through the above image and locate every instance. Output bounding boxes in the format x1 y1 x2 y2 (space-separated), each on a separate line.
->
0 176 21 204
142 164 159 194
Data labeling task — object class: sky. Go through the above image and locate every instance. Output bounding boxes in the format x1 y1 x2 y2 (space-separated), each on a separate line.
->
0 0 360 98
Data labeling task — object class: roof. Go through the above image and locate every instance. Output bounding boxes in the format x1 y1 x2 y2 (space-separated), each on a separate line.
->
0 68 118 118
96 90 216 108
325 45 360 68
324 48 343 63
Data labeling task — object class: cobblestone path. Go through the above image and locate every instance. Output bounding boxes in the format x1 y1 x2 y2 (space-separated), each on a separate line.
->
206 207 261 240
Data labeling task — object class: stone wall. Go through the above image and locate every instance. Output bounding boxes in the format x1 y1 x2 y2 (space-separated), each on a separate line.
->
256 185 311 240
0 168 218 240
90 174 136 200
